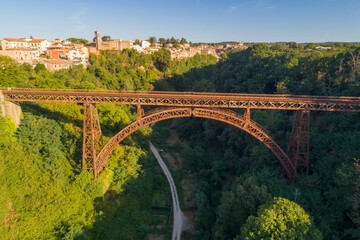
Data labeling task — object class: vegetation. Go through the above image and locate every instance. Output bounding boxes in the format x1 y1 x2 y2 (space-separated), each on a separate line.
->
153 43 360 239
66 38 89 45
101 36 111 42
237 197 322 240
1 42 360 239
143 36 189 47
0 49 217 239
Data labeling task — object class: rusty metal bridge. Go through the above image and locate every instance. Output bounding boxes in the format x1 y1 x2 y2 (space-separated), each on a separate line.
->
3 88 360 183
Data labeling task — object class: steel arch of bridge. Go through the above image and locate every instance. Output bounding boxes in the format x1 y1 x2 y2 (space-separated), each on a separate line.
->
94 107 296 183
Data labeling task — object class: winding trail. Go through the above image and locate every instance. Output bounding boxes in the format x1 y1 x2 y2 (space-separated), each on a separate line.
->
149 141 183 240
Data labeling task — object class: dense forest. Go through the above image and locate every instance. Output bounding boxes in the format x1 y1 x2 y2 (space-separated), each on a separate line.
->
1 43 360 239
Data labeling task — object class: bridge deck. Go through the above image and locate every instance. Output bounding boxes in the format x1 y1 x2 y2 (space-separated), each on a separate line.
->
2 88 360 112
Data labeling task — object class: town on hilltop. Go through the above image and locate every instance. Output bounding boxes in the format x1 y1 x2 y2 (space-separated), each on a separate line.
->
0 31 247 71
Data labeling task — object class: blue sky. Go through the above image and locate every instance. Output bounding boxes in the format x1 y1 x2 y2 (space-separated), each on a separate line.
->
1 0 359 43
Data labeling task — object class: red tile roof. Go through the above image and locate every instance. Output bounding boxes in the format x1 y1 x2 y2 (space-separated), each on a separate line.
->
4 38 27 42
3 38 48 43
29 39 47 43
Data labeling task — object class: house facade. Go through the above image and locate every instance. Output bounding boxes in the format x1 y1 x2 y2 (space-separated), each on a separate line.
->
0 48 39 61
1 38 52 53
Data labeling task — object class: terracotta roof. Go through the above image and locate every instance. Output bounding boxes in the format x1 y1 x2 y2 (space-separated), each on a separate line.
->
4 38 27 42
41 59 72 64
28 39 47 43
3 38 49 43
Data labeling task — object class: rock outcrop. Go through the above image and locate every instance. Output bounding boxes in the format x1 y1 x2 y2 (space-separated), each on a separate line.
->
0 91 22 127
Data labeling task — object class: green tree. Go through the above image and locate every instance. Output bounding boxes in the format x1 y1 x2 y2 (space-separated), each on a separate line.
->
334 42 342 48
102 36 111 41
159 38 166 47
215 179 272 240
34 63 47 73
180 37 188 44
180 145 206 172
152 48 171 72
237 197 323 240
134 39 141 46
270 44 284 51
170 37 178 44
347 159 360 239
16 113 71 178
148 36 157 44
287 41 298 49
66 38 89 45
305 42 316 50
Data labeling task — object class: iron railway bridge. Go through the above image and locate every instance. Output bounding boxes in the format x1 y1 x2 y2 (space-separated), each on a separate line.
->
3 88 360 184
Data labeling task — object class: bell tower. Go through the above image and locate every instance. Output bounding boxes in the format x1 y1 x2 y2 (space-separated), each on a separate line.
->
94 30 102 50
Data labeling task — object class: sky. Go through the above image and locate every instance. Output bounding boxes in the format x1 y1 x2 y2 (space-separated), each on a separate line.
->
1 0 360 43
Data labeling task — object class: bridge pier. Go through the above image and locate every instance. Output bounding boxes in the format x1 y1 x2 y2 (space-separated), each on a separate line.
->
82 103 103 177
287 110 310 175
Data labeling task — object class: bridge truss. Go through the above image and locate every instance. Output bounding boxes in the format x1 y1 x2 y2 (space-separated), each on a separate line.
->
3 88 360 183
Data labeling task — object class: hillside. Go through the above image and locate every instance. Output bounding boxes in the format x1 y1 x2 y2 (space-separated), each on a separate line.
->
1 43 360 239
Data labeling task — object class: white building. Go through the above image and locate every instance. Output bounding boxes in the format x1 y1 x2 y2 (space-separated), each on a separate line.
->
0 38 52 53
66 48 88 65
80 47 89 58
131 45 144 52
141 40 150 49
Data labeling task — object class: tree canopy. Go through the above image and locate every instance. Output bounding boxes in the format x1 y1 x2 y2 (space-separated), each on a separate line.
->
66 38 89 45
101 36 111 41
237 197 323 240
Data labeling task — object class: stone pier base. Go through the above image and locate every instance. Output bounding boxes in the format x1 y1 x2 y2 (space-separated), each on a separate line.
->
0 91 22 127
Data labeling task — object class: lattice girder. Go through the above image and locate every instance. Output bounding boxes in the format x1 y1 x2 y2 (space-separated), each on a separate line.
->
3 89 360 112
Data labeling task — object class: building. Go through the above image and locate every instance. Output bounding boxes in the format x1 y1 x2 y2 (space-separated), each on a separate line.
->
141 40 150 49
45 49 68 60
0 38 52 53
0 48 39 62
92 31 132 51
87 46 100 55
45 50 60 59
67 48 88 65
38 59 74 72
315 46 332 50
131 45 144 52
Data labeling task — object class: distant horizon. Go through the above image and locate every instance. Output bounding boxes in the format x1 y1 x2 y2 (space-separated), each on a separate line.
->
1 0 359 43
2 34 359 45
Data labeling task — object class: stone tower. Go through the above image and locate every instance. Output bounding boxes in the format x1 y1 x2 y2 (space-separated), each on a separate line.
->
94 30 102 50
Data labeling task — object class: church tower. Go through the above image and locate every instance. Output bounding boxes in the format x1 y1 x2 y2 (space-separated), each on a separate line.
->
94 30 102 50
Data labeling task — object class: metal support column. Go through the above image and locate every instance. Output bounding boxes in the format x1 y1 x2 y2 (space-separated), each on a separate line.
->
136 104 144 120
82 103 103 177
287 110 310 175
